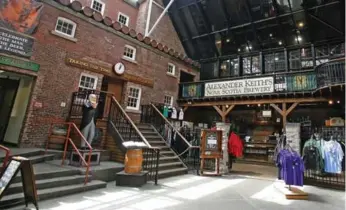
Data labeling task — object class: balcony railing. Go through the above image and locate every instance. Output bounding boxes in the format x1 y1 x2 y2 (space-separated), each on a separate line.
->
179 59 345 100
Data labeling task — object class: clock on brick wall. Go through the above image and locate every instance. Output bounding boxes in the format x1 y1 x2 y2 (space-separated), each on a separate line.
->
114 62 125 75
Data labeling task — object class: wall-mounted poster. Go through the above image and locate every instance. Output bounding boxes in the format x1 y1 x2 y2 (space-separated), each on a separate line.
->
182 83 202 98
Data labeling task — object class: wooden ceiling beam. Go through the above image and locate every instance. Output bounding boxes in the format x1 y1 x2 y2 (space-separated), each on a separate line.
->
180 97 329 107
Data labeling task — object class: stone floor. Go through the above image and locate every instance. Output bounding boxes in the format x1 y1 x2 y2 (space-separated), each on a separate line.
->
10 173 345 210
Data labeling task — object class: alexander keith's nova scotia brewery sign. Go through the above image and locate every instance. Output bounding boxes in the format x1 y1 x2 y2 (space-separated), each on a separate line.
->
205 77 274 97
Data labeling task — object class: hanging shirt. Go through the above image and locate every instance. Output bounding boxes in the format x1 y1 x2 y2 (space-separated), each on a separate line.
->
277 149 304 186
171 107 177 119
178 109 184 120
302 138 324 171
228 132 243 157
163 106 169 118
323 141 344 174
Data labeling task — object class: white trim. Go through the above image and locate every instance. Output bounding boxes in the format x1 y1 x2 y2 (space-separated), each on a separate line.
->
126 86 142 110
54 17 77 38
79 73 98 90
164 95 173 106
167 63 175 75
91 0 106 15
118 12 130 27
123 45 137 61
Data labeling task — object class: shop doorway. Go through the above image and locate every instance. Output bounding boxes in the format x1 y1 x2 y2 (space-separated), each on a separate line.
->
180 70 195 82
0 78 19 142
0 71 33 145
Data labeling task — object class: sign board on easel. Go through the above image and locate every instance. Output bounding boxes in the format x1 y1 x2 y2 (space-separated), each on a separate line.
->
200 129 222 176
0 156 39 209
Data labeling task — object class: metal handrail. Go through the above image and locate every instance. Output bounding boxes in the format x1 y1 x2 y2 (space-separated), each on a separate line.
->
46 122 92 185
150 103 192 148
111 96 152 148
0 145 10 172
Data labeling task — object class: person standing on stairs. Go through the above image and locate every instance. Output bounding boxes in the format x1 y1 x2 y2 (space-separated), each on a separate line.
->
80 94 98 150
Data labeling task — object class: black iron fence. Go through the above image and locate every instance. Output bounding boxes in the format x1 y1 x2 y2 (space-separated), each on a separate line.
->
179 59 345 99
141 104 200 174
143 148 160 185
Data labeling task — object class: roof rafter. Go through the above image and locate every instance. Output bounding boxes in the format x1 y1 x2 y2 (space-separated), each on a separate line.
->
244 0 262 50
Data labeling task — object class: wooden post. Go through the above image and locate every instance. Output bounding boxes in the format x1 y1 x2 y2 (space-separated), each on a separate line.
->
270 102 299 130
213 105 235 122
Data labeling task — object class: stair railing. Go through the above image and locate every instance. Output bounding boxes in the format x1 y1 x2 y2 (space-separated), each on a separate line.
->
0 145 10 173
109 97 160 184
141 103 200 173
46 122 92 185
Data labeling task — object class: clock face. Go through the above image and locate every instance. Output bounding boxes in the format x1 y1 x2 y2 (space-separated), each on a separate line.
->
114 62 125 75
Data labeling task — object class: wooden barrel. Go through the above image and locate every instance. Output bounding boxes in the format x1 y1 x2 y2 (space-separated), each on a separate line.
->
124 149 143 174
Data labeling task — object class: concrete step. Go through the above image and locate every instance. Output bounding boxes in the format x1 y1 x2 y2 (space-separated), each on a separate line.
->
148 141 168 146
144 135 162 139
13 168 80 183
0 180 107 209
158 156 181 163
28 154 56 164
141 131 159 135
136 124 152 129
147 150 175 157
7 175 90 195
158 167 188 179
138 127 155 132
158 162 184 171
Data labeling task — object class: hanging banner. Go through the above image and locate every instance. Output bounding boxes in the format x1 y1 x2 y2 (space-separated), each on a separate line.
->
205 76 274 97
0 0 43 35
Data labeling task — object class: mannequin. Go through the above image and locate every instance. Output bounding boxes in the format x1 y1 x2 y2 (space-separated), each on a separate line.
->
80 94 98 149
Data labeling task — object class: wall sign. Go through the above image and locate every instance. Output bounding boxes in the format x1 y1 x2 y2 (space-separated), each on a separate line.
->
0 0 43 35
114 62 125 75
0 27 34 58
66 57 112 76
205 76 274 97
0 54 40 72
66 56 154 87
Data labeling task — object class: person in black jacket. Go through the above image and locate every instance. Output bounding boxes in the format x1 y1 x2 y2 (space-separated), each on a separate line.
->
80 94 98 149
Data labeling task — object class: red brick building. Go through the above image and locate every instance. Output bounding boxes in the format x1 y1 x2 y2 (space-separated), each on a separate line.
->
0 0 199 148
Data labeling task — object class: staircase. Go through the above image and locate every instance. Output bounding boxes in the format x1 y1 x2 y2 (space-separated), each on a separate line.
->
0 149 107 209
137 124 188 179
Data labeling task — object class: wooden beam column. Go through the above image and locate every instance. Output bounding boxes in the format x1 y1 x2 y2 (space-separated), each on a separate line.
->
213 105 235 122
270 102 299 130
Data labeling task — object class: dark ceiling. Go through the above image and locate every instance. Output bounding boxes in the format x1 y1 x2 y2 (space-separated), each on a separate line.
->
163 0 345 61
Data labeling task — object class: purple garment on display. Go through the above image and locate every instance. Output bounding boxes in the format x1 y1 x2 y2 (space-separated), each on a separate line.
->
277 149 304 186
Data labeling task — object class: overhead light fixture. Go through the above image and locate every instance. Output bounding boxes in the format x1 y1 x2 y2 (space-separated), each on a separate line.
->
247 105 250 107
269 33 273 37
298 22 304 28
337 100 340 104
238 48 241 52
216 40 221 44
0 70 3 74
275 57 279 61
226 39 230 42
226 60 230 62
328 100 333 105
226 105 229 108
258 104 261 107
278 41 282 45
295 36 302 42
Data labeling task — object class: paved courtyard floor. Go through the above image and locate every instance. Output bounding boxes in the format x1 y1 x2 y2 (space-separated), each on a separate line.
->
11 174 345 210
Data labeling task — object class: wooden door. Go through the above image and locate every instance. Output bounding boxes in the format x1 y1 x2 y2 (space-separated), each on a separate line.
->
103 79 123 117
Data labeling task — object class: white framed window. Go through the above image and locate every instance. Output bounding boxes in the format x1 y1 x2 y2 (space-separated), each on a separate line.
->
78 73 98 92
164 95 173 107
123 45 136 61
118 12 129 26
167 63 175 75
91 0 105 15
55 17 77 38
127 87 141 110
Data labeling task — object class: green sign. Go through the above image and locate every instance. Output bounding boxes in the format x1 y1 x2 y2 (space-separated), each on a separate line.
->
0 55 39 72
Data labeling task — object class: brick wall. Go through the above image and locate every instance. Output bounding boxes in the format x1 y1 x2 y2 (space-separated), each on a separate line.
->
77 0 138 29
136 0 185 53
77 0 185 54
17 1 198 147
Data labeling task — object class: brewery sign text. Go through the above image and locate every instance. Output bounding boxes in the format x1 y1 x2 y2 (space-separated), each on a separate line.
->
205 77 274 97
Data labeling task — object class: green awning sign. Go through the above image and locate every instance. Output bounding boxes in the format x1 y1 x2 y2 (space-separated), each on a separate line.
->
0 55 39 72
